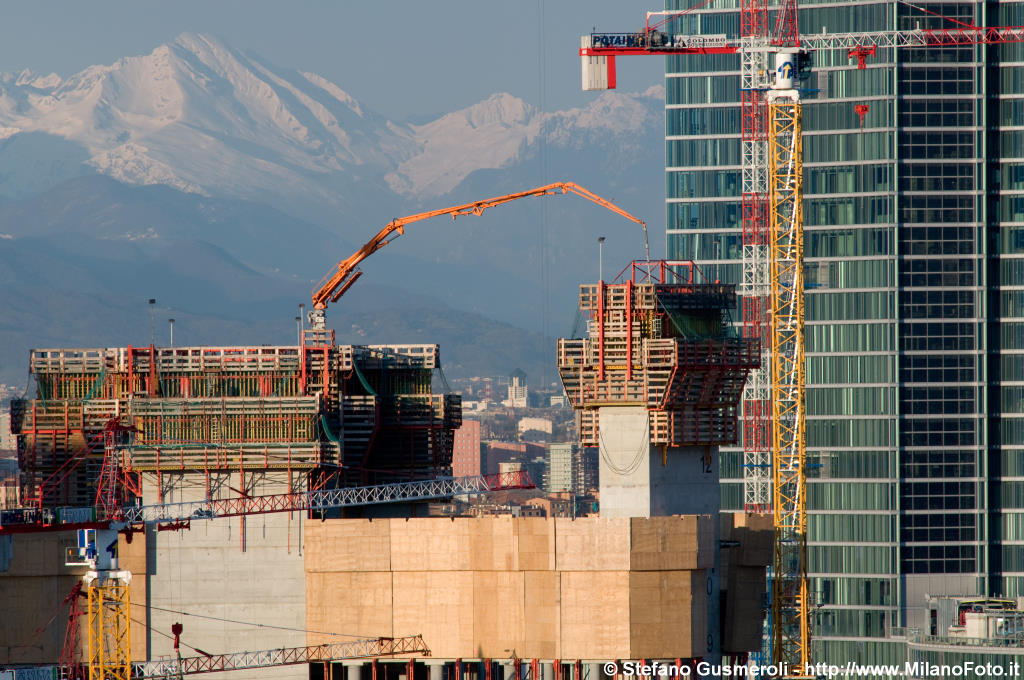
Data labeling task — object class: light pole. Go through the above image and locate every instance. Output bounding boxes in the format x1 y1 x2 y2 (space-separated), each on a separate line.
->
299 303 305 339
148 299 156 346
168 318 175 347
598 237 606 282
295 316 302 346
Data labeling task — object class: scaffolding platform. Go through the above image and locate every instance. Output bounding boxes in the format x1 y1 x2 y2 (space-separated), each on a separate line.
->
12 342 460 508
559 261 759 447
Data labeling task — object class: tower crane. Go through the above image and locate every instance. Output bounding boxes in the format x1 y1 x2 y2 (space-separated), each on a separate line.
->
308 182 650 328
577 2 1024 677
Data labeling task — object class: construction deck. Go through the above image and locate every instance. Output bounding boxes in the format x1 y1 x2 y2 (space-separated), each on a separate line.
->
11 340 461 508
558 261 759 446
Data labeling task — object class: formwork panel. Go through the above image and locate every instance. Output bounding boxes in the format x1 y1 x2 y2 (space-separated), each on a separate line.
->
306 571 395 645
554 517 630 572
629 570 705 660
304 518 391 573
392 571 474 659
523 570 561 659
128 397 325 470
469 515 517 571
629 515 714 571
473 570 526 658
559 570 630 659
516 518 556 571
389 518 473 571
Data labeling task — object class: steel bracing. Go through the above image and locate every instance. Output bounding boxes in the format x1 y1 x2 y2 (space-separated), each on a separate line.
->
132 635 429 678
767 97 808 673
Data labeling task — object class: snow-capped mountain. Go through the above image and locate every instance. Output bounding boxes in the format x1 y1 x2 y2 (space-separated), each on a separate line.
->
0 34 666 387
0 33 662 214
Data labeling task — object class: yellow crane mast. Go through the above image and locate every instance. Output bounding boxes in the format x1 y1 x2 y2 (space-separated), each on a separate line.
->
766 55 809 674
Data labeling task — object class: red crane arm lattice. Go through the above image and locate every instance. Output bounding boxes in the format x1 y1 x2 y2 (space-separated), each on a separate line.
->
132 635 430 678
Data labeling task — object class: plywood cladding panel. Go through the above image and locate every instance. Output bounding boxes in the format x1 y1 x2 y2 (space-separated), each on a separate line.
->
305 515 722 660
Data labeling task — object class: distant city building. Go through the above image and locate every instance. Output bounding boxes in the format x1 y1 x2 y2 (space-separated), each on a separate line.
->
499 461 525 477
573 446 598 495
505 375 528 408
549 394 568 408
452 420 482 477
886 597 1024 677
0 412 13 450
517 417 553 436
548 443 575 493
524 455 547 493
485 441 526 476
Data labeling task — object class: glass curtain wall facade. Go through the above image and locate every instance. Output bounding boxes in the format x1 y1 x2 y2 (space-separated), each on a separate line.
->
665 0 1024 667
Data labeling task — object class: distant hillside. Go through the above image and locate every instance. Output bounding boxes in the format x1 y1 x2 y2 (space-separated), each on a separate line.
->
0 33 663 386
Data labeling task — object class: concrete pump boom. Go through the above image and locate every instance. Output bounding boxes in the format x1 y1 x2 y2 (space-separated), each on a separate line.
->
310 182 649 326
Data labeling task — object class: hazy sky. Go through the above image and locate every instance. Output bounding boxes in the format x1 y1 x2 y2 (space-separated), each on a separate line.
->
0 1 664 119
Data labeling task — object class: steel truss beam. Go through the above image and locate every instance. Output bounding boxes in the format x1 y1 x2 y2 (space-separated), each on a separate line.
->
133 635 429 678
120 472 532 525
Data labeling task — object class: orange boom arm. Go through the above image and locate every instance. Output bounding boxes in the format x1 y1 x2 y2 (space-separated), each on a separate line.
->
311 182 648 311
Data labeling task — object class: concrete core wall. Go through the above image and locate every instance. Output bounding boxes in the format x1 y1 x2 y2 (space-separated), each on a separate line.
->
597 407 720 518
596 406 723 661
141 471 307 680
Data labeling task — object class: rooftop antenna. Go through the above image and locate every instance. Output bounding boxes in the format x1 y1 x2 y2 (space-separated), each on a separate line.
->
168 318 175 347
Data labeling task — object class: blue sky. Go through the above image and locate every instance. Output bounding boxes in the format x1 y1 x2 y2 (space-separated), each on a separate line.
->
0 1 664 119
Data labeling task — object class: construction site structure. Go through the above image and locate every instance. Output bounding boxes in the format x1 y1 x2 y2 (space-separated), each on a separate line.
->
557 259 759 663
558 260 759 517
11 341 460 510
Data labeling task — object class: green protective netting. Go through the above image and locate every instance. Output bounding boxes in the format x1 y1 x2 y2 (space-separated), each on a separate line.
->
351 360 377 396
83 366 106 401
434 364 451 393
570 307 586 340
658 299 721 339
320 414 340 444
271 376 290 398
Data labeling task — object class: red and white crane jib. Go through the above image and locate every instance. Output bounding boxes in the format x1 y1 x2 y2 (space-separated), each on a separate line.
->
581 25 1024 90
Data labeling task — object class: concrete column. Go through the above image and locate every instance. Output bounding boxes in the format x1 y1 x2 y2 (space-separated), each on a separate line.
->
345 662 363 680
587 664 602 680
425 660 445 680
500 661 517 680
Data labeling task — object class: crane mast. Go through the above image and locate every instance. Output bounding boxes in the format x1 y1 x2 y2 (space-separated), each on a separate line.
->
766 50 808 675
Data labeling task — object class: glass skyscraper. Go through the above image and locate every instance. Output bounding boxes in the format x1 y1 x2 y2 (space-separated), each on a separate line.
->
665 0 1024 667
